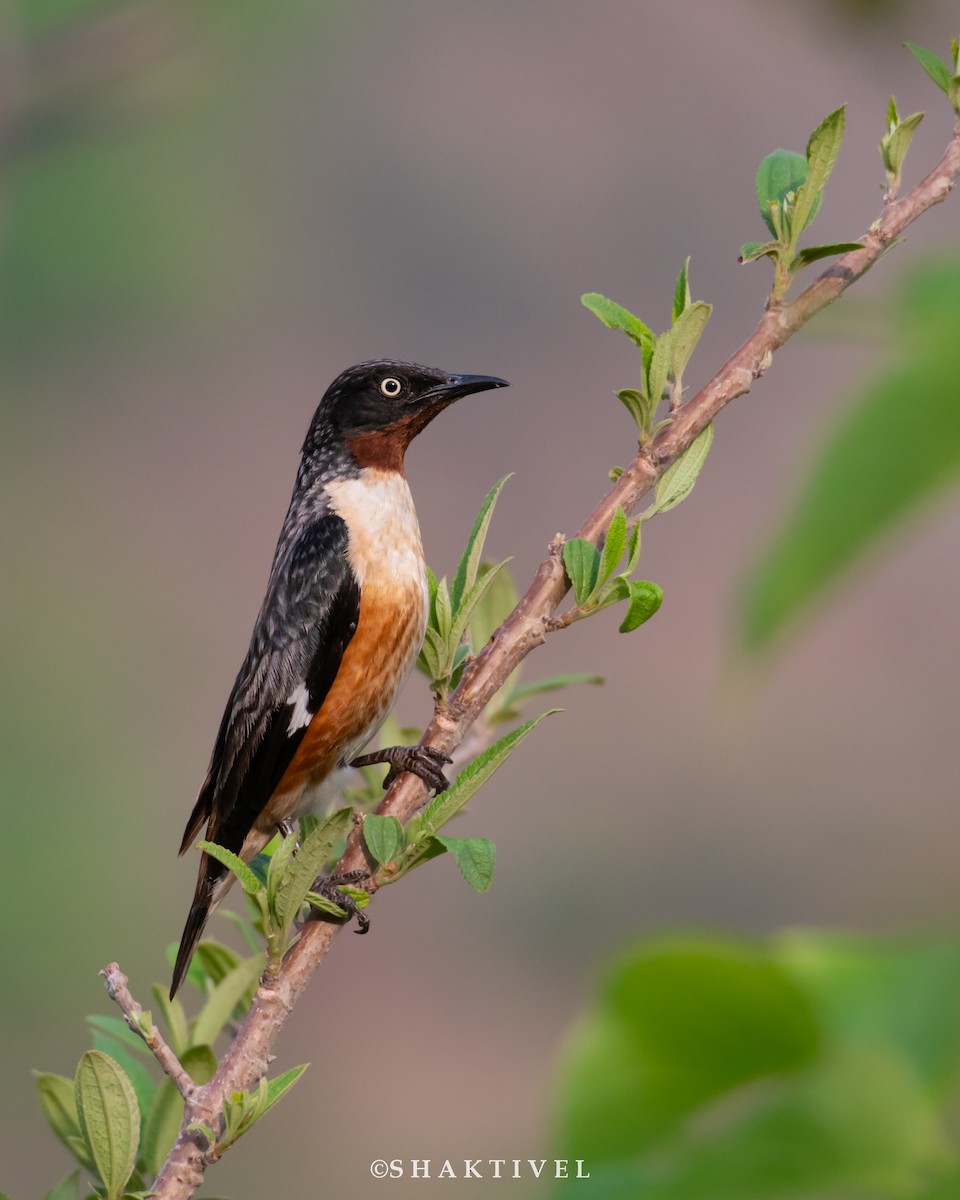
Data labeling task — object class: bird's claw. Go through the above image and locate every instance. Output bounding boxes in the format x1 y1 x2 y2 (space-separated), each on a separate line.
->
350 745 452 795
310 871 370 935
382 746 452 794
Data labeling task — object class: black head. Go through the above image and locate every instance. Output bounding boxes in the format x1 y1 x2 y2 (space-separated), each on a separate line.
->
304 359 508 471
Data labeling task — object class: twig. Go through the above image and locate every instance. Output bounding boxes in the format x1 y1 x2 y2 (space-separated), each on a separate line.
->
101 963 196 1102
149 117 960 1198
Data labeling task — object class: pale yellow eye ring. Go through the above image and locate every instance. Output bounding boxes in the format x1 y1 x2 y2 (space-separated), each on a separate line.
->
379 377 402 398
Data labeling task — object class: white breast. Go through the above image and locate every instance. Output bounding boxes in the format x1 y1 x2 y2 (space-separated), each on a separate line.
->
325 469 428 605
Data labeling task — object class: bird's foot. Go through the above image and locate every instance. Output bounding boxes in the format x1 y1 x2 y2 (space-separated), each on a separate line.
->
310 871 370 935
350 745 452 794
276 818 296 838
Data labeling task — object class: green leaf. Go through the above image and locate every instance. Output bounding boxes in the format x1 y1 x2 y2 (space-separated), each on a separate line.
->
262 1064 309 1117
183 1042 218 1084
450 475 512 613
192 940 242 988
434 577 452 640
163 936 207 993
775 930 960 1099
216 1068 299 1152
672 256 691 322
35 1071 92 1167
273 806 353 935
562 538 601 605
653 423 714 514
615 387 648 430
646 334 670 411
640 332 655 395
551 929 960 1197
449 641 472 689
469 559 518 651
420 711 558 839
304 891 351 919
503 673 604 712
881 107 925 187
190 953 263 1048
445 558 513 672
425 563 439 618
740 259 960 652
790 241 864 271
265 824 298 925
364 814 405 865
89 1033 156 1129
196 841 262 897
793 105 846 236
387 834 448 877
739 240 780 264
625 519 642 573
140 1045 216 1178
436 836 496 892
755 149 809 237
150 985 189 1058
669 300 712 386
598 506 627 586
906 41 952 94
554 935 821 1166
556 1046 950 1196
589 575 630 616
247 849 270 888
74 1051 140 1200
43 1170 81 1200
417 625 446 682
618 580 664 633
887 93 899 127
581 293 655 350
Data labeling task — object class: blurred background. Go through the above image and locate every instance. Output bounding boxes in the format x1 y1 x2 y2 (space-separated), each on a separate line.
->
3 1 960 1196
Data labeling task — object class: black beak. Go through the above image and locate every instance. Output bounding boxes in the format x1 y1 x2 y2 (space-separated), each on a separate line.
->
428 373 510 403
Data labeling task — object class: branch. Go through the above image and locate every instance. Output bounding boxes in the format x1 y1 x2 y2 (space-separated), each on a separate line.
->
101 963 196 1101
144 117 960 1198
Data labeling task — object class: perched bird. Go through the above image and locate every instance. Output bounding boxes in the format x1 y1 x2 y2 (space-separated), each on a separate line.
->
170 360 508 997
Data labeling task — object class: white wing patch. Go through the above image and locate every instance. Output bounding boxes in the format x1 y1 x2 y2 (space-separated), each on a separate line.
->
286 681 313 735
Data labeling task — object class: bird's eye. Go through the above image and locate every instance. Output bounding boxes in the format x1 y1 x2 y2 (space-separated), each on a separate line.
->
379 377 403 398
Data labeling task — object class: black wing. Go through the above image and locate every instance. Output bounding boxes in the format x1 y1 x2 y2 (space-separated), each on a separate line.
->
179 513 361 858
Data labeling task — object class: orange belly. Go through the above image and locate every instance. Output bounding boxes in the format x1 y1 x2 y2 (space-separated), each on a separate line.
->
271 579 424 809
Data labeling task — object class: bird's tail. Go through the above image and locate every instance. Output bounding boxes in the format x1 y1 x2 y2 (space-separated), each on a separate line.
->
170 853 233 999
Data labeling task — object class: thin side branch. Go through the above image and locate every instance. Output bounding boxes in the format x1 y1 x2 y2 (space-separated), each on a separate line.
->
101 963 196 1101
147 118 960 1199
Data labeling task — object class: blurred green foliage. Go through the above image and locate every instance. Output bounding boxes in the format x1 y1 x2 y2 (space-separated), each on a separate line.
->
551 930 960 1199
741 258 960 653
1 0 347 365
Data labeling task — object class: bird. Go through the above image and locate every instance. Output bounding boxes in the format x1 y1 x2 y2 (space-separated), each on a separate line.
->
170 359 508 997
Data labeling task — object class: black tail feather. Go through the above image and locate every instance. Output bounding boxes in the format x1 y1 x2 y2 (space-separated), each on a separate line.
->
170 869 216 999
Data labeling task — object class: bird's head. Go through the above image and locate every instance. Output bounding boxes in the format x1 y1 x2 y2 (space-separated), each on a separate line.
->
304 359 508 472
